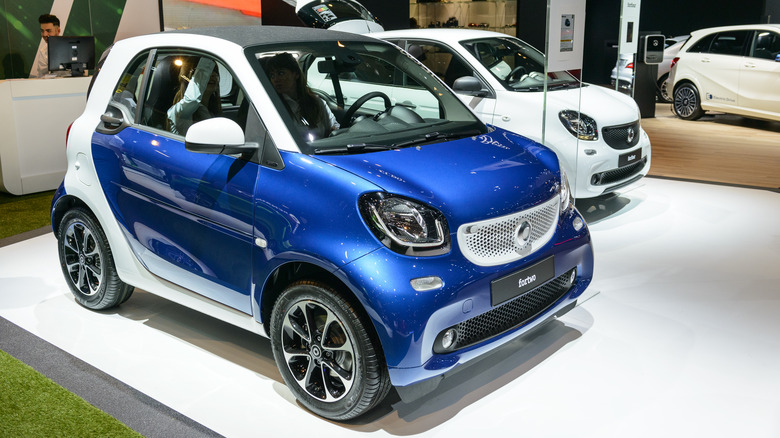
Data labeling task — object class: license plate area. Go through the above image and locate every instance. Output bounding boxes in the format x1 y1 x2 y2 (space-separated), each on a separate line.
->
619 148 642 167
491 256 555 306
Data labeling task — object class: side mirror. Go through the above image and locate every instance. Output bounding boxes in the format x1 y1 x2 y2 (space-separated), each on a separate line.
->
452 76 487 97
185 117 255 155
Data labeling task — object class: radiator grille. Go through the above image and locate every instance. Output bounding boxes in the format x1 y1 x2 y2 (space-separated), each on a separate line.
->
438 269 575 352
457 196 559 267
593 156 648 186
602 120 641 150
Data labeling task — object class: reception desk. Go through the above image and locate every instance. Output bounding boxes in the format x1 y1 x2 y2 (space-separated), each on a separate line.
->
0 77 90 195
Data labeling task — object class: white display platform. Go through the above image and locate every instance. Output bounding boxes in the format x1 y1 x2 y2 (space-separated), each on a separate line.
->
1 177 779 437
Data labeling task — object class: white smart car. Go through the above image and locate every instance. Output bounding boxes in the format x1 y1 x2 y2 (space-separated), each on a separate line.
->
369 29 651 199
669 24 780 122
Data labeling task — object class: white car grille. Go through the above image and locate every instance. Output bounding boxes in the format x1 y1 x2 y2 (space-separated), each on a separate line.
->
457 195 559 267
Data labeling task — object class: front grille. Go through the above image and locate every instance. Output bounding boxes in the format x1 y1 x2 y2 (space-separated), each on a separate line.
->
602 120 641 150
592 156 648 186
457 195 559 267
437 269 575 352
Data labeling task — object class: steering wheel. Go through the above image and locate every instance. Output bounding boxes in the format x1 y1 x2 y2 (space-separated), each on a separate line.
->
506 66 527 83
341 91 392 126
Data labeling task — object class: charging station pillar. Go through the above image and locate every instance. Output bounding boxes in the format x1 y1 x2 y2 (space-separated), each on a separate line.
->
635 34 664 118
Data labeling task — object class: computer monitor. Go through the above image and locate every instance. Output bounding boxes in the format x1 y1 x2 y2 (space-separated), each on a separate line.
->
47 36 95 77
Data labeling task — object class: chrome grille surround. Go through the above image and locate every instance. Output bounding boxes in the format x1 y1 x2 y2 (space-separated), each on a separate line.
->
457 195 559 267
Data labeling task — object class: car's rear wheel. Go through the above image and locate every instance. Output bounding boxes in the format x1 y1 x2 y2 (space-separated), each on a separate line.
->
656 73 672 103
270 280 390 420
58 208 133 309
673 83 704 120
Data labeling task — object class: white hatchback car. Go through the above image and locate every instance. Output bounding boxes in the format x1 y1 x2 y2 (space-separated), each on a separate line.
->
669 24 780 122
370 29 652 199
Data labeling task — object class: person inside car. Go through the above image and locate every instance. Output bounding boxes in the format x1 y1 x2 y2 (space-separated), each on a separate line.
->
265 52 339 141
167 57 222 135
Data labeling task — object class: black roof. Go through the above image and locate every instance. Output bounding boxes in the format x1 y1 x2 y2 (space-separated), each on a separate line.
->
167 25 378 48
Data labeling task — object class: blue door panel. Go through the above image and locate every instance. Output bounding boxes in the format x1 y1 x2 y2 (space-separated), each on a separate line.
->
92 127 258 313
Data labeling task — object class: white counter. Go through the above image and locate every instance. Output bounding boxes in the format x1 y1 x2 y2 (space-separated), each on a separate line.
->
0 77 90 195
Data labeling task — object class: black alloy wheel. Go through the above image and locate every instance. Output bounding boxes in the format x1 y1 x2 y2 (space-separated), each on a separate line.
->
270 280 390 420
58 208 133 309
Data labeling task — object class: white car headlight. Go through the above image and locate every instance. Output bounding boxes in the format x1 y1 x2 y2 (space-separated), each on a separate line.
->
559 110 598 141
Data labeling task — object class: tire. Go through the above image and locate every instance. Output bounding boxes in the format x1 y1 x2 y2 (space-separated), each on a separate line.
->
656 73 672 103
270 280 391 420
673 82 704 120
58 208 134 310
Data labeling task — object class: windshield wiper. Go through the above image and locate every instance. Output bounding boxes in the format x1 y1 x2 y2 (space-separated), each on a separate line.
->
548 83 581 90
392 130 483 148
313 143 394 155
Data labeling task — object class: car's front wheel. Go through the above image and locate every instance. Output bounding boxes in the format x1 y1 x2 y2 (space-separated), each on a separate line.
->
270 280 391 420
673 83 704 120
58 208 133 309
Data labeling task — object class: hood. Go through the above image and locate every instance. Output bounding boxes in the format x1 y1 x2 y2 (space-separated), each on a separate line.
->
314 127 562 226
545 84 642 126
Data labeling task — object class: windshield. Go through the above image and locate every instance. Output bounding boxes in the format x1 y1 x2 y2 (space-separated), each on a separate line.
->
248 40 486 155
461 37 580 91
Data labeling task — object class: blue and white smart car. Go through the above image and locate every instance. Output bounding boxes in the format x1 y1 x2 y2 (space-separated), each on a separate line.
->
51 26 593 420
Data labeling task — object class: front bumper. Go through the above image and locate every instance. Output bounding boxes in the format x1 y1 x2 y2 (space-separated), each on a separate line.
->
336 205 594 388
547 126 652 199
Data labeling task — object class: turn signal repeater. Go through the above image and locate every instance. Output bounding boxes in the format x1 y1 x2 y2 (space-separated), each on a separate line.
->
410 276 444 292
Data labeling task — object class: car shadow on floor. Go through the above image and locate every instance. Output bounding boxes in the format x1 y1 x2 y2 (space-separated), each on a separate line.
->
112 284 592 432
576 189 643 225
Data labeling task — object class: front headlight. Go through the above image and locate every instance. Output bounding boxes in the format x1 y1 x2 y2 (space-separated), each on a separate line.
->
559 110 598 141
360 193 450 255
559 162 573 211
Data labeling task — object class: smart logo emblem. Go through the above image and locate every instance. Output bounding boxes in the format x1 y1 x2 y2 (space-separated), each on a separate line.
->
627 126 635 144
516 220 531 244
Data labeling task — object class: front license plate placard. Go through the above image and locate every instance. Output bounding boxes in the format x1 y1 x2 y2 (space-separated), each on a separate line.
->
491 256 555 306
618 148 642 167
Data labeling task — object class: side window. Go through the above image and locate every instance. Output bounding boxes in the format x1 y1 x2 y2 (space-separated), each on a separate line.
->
709 31 751 56
140 51 241 136
752 31 780 60
407 41 472 87
110 52 149 123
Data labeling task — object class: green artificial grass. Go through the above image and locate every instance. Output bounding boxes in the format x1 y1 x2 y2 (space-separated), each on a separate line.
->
0 349 141 437
0 190 55 240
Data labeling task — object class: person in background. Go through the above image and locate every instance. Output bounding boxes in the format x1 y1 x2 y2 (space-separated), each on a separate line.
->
265 52 339 141
30 14 61 78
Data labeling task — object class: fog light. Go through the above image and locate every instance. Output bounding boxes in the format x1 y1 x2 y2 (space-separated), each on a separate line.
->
573 216 584 231
410 276 443 292
441 329 457 350
569 269 577 285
